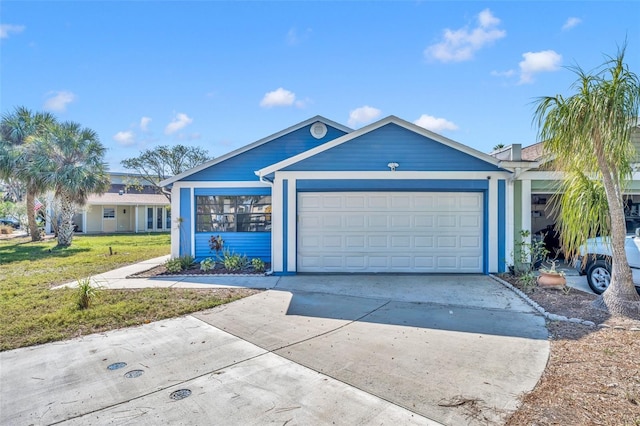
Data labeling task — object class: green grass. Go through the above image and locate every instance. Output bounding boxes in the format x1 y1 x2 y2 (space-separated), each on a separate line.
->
0 233 250 351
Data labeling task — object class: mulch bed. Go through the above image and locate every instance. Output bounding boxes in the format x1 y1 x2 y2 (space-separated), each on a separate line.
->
498 273 640 426
129 264 270 278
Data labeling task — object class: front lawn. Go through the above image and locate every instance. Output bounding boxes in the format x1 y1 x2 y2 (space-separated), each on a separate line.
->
0 233 256 351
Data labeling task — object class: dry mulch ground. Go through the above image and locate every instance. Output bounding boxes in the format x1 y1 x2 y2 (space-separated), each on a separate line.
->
498 275 640 426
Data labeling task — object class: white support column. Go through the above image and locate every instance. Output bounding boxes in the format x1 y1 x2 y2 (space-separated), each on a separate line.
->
271 176 284 273
170 187 180 258
82 211 87 235
134 206 139 233
488 177 498 273
521 179 532 259
505 180 515 267
287 179 297 273
190 188 195 258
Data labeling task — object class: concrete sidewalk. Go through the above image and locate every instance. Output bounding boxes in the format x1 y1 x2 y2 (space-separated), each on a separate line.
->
52 255 282 290
52 254 595 295
5 273 549 426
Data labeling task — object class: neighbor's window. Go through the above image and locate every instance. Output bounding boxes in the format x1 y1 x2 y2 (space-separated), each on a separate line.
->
196 195 271 232
103 207 115 219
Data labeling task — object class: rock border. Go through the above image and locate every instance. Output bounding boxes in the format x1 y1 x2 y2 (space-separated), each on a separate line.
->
489 274 640 331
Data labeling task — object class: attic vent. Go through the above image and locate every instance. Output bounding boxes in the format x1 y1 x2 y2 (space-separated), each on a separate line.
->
310 122 327 139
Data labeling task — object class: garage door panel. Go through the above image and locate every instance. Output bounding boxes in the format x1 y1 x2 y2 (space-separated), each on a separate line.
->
390 215 411 227
297 192 483 273
368 236 388 248
437 215 457 227
414 215 434 228
460 236 481 248
368 216 388 228
414 236 434 248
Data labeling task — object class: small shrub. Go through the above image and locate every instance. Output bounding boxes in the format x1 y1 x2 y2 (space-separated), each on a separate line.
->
517 271 537 293
0 225 12 234
179 255 195 270
200 257 215 272
209 235 224 259
76 278 99 310
251 258 266 273
165 258 183 273
222 250 249 271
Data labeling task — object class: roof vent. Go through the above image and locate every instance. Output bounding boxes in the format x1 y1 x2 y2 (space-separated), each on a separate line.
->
310 122 327 139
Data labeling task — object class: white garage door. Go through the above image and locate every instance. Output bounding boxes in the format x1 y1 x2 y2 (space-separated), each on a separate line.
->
297 192 483 273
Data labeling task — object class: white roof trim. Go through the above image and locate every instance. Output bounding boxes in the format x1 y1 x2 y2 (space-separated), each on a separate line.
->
256 115 502 177
160 115 352 186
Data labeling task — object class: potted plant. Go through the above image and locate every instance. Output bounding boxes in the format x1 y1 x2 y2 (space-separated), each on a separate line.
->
537 259 567 289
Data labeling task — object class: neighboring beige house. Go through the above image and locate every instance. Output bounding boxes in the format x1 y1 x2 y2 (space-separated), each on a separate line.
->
493 121 640 257
46 172 171 234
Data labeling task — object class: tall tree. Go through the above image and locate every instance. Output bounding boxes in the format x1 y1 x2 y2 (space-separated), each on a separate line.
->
534 45 640 316
121 144 211 201
33 121 110 247
0 107 57 241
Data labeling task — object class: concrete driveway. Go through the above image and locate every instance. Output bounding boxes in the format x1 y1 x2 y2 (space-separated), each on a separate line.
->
1 275 548 426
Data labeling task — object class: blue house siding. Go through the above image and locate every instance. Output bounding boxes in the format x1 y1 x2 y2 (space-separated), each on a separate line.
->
192 186 272 262
283 123 501 172
296 179 489 192
194 233 271 262
179 188 192 257
183 125 347 182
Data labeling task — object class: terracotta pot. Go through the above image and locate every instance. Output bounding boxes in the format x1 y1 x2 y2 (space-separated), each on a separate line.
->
537 271 566 289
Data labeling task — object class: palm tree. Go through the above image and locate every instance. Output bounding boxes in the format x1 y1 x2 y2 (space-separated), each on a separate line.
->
32 121 110 247
534 45 640 316
0 107 58 241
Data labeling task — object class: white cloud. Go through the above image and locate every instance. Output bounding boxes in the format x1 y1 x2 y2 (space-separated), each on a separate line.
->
519 50 562 84
490 69 516 78
260 87 296 108
113 130 135 146
562 17 582 31
424 9 506 63
414 114 458 133
347 106 381 127
140 116 152 132
286 27 312 45
43 91 76 112
164 113 193 135
0 24 25 39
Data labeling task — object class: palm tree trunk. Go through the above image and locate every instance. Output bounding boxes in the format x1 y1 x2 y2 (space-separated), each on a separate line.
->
56 191 75 247
595 161 640 314
25 189 42 242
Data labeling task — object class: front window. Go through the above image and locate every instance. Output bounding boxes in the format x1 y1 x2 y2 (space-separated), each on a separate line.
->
147 207 153 229
157 207 163 229
196 195 271 232
103 207 115 219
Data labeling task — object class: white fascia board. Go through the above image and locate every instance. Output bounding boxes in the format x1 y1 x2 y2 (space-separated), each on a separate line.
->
274 170 512 180
257 115 504 177
160 115 352 187
169 181 271 189
520 171 564 180
498 160 540 169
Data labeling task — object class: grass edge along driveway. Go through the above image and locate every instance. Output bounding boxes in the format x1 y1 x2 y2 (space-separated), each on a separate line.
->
0 233 255 351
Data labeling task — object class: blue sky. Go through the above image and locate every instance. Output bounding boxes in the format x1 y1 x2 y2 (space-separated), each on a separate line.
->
2 1 639 172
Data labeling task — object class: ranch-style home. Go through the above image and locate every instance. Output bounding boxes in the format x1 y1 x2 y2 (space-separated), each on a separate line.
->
44 172 170 235
161 115 550 275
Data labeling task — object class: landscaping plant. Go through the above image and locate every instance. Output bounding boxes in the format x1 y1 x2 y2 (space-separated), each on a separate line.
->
76 277 99 310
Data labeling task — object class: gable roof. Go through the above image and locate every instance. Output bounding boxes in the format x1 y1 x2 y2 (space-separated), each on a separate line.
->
256 115 502 177
160 115 352 186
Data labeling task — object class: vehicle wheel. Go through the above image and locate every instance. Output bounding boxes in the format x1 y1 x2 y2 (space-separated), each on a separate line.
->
586 260 611 294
